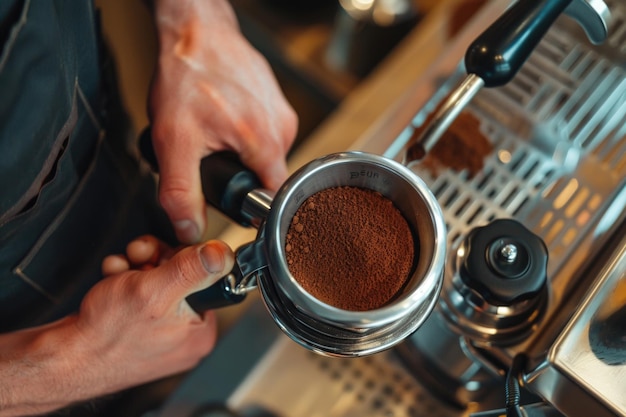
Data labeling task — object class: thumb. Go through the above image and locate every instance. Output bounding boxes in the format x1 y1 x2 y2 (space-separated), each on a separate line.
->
157 240 235 300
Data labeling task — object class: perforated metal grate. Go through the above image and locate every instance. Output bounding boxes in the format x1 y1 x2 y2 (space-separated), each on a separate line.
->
228 337 459 417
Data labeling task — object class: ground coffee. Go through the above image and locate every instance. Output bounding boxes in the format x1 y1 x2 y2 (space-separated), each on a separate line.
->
285 186 415 311
406 109 493 178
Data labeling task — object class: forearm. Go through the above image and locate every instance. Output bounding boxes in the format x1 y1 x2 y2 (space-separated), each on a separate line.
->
0 317 89 416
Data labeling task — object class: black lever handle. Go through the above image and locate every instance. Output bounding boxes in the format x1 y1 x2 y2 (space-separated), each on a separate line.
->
465 0 571 87
139 128 262 227
185 276 246 311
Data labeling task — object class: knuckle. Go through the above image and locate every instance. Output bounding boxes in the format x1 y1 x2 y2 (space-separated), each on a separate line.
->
125 274 160 307
158 186 191 214
171 250 203 291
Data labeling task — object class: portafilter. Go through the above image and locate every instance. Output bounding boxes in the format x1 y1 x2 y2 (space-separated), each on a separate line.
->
140 134 446 357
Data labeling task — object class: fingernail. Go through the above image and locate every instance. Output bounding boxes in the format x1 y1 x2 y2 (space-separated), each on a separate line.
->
175 220 201 244
200 242 225 273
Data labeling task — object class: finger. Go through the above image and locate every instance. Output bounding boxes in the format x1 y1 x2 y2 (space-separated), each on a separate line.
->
152 127 207 244
125 235 175 266
240 141 289 192
126 235 161 266
102 255 130 276
240 107 297 191
156 239 235 300
279 103 299 150
256 157 289 192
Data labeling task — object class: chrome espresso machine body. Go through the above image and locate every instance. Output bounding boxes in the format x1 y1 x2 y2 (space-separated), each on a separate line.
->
156 1 626 416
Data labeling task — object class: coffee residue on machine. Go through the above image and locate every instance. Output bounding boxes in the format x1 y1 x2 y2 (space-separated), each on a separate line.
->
406 109 493 178
285 186 415 311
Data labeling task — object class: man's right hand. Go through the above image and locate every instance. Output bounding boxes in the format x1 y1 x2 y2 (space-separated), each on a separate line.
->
148 0 298 244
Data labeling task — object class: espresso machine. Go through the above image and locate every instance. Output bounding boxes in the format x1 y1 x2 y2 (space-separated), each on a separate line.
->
150 0 625 416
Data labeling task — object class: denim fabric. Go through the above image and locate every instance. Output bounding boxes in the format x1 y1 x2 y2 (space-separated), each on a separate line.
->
0 0 176 332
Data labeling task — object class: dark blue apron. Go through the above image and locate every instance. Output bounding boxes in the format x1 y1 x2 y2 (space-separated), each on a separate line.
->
0 0 176 332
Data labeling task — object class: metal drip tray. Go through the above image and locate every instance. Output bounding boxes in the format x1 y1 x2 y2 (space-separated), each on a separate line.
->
157 1 625 416
158 298 463 417
228 337 459 417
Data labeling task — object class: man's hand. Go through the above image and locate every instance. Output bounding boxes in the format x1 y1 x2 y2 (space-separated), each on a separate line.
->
0 240 234 416
148 0 298 244
75 239 234 391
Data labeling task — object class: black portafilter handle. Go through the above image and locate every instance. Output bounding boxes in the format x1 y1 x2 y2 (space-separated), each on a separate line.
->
139 127 262 226
465 0 572 88
138 128 263 311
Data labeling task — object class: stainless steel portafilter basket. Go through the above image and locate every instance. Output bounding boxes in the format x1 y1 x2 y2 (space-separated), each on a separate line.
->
257 152 446 356
169 149 447 357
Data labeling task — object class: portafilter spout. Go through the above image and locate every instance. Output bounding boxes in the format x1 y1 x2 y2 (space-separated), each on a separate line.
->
403 0 611 162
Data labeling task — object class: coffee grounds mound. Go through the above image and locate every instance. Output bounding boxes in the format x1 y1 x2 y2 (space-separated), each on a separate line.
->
406 110 493 178
285 186 415 311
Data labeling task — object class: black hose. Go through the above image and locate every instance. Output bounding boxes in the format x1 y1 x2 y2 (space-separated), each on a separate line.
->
505 355 525 417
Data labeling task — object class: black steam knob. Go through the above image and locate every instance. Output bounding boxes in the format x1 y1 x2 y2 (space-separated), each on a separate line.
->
459 219 548 306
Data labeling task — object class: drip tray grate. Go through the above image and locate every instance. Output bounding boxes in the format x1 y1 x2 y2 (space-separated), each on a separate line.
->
227 337 459 417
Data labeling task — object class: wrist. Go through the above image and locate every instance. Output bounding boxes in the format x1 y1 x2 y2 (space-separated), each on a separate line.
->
0 316 91 416
153 0 239 46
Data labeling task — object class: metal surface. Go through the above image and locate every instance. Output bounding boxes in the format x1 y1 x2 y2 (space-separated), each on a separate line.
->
526 231 626 417
564 0 611 44
227 336 460 417
402 0 611 162
398 0 625 289
241 189 274 228
440 259 548 345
